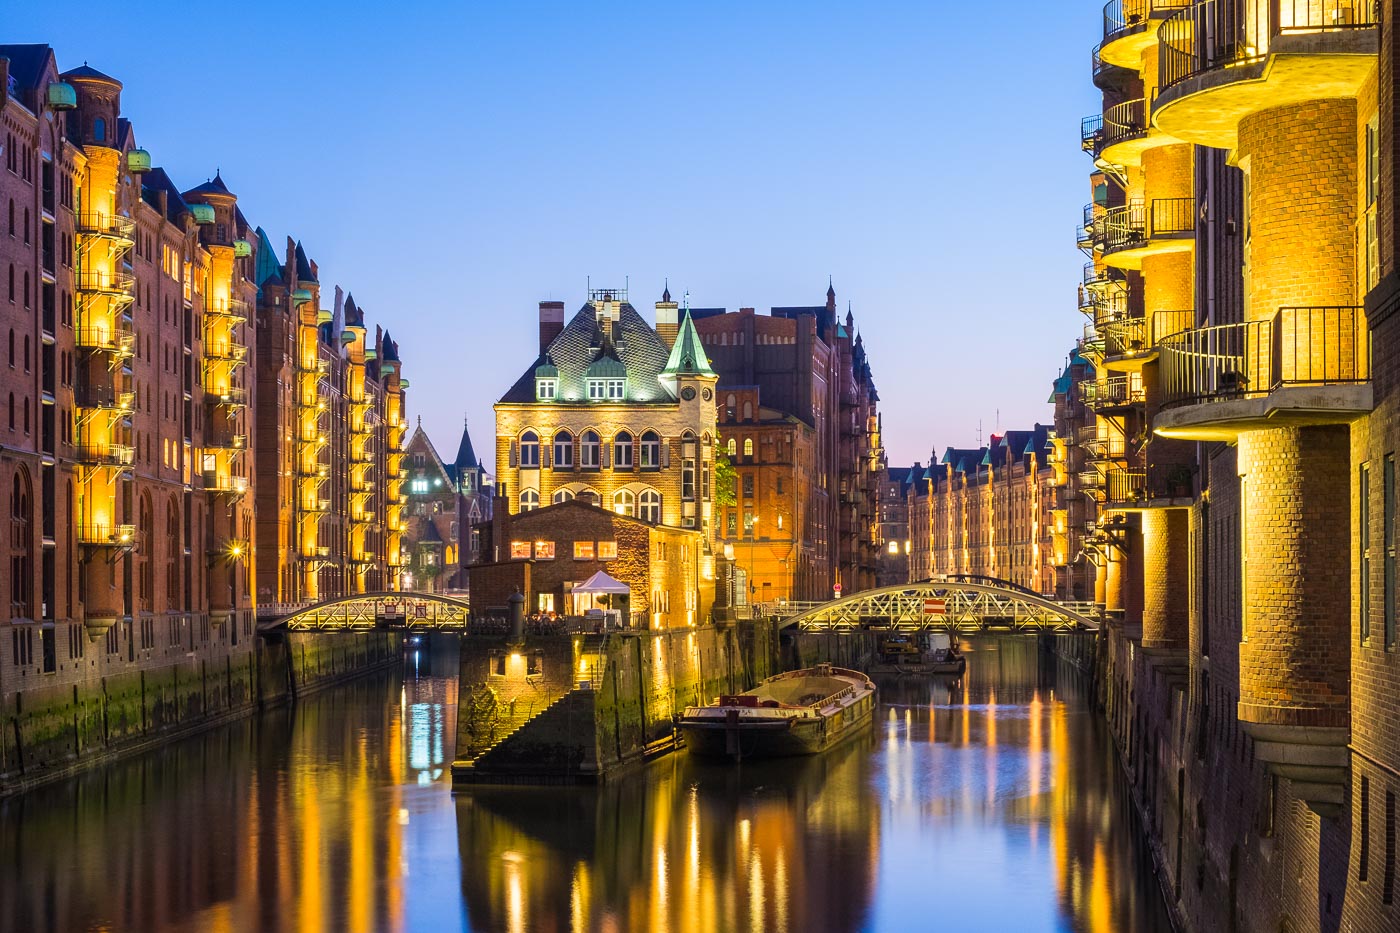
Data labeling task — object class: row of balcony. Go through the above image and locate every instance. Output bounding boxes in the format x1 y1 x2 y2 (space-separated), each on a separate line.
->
1101 464 1196 509
76 326 136 357
205 298 250 324
1081 374 1147 412
1094 198 1194 256
1103 0 1193 51
1158 0 1377 92
1081 98 1149 161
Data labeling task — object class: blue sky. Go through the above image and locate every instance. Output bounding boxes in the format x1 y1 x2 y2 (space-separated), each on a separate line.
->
7 1 1101 467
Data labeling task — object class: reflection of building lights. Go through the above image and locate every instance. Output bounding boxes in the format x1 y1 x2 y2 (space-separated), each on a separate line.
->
509 652 522 662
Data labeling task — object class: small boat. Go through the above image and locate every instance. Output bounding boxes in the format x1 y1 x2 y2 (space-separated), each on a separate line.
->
867 632 966 676
677 664 876 760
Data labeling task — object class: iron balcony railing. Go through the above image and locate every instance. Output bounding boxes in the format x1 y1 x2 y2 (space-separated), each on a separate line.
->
1082 375 1146 411
1103 198 1195 252
1104 464 1197 506
75 213 135 243
1103 98 1149 151
1160 0 1378 92
205 298 250 323
1081 114 1105 157
77 441 135 467
1101 309 1196 357
1104 468 1147 506
1105 0 1194 45
1160 306 1371 407
76 523 135 547
75 270 134 294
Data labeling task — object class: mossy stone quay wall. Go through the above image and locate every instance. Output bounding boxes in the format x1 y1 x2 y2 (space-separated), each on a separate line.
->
456 620 780 785
1 630 399 796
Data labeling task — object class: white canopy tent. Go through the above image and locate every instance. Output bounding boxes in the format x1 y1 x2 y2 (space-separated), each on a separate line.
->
571 571 632 621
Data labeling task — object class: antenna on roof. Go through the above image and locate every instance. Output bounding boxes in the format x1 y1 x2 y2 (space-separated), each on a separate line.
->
977 419 983 447
683 290 690 312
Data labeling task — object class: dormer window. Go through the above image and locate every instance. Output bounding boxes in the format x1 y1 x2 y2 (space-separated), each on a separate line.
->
586 377 624 401
536 378 557 401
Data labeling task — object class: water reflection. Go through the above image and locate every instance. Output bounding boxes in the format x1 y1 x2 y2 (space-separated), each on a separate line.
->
0 636 1169 933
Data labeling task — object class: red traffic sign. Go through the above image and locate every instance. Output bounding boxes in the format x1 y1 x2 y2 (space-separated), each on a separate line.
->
833 583 843 598
923 598 946 615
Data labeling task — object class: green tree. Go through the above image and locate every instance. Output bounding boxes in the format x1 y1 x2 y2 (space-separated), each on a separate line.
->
713 450 738 508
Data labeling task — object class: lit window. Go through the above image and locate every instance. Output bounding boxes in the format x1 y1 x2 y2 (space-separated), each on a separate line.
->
553 431 574 468
640 431 661 469
581 431 600 469
574 541 595 560
598 541 617 560
520 430 540 468
639 489 661 523
520 489 539 512
744 438 754 458
536 378 556 401
726 437 736 457
510 541 531 559
411 478 428 494
888 541 900 555
534 541 555 560
613 489 636 516
614 432 634 469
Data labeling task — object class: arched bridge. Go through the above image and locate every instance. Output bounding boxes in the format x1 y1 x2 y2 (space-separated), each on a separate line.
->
769 579 1101 634
258 592 471 632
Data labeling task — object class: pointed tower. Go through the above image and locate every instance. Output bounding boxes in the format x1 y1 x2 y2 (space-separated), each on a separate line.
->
661 308 719 532
656 281 680 348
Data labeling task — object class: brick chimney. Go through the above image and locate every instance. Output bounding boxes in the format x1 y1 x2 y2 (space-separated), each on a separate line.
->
539 301 565 353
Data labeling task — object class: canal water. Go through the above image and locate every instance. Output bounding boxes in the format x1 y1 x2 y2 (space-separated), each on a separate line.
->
0 637 1172 933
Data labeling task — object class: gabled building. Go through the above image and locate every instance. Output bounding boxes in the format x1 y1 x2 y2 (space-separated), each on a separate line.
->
400 418 492 592
480 287 717 625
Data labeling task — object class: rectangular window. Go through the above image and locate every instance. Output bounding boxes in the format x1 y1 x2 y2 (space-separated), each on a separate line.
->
574 541 595 560
744 511 755 536
743 474 755 500
534 541 555 560
1362 462 1372 643
1388 456 1396 649
588 379 605 400
727 511 737 536
598 541 617 560
606 379 624 399
1386 790 1396 905
1362 775 1371 882
538 593 554 613
536 379 556 400
682 458 696 501
510 541 531 560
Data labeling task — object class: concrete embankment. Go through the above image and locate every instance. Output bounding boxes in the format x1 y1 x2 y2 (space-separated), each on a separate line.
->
453 620 780 786
0 630 399 797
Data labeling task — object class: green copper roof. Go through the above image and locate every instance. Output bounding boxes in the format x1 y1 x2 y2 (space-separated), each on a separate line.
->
661 309 716 378
253 227 283 294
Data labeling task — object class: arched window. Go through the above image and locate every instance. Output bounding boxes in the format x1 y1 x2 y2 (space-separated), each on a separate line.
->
22 398 29 434
726 437 737 457
22 335 28 371
614 431 634 469
613 489 636 517
10 471 32 618
136 495 153 609
520 489 539 512
743 401 753 421
165 499 180 607
553 430 574 468
640 431 660 469
93 117 105 142
744 438 754 458
580 430 600 469
6 393 12 430
519 430 539 468
639 489 661 524
553 488 575 504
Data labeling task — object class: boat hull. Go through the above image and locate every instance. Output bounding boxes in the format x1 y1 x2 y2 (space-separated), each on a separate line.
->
867 658 966 676
679 692 875 760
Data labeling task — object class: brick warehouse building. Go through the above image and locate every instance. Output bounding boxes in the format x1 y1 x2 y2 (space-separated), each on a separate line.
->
899 425 1058 596
478 287 717 625
0 45 409 777
691 284 883 603
399 418 492 592
1066 2 1400 930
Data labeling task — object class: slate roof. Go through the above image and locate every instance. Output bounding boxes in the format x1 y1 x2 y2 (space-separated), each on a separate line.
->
455 420 479 470
660 309 716 384
1 45 52 95
140 168 190 224
61 63 120 85
499 301 675 405
344 293 364 327
294 241 317 284
184 172 232 198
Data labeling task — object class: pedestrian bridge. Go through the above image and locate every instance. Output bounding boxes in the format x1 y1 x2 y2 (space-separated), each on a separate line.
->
258 592 471 632
765 578 1101 634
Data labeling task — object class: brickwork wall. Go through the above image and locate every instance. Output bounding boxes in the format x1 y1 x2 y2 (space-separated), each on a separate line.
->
1239 100 1358 319
1236 426 1352 729
1142 508 1189 650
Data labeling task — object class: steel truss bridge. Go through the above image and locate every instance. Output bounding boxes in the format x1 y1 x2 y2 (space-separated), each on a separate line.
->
769 578 1101 635
258 592 471 632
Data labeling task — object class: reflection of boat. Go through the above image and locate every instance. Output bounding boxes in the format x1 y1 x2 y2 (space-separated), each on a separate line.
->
677 664 876 760
867 632 966 676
